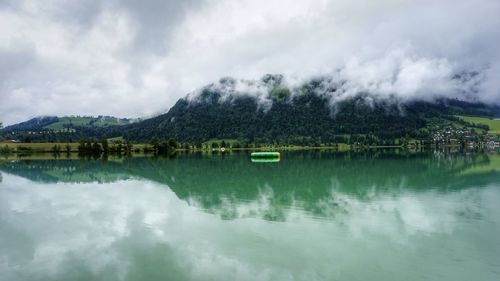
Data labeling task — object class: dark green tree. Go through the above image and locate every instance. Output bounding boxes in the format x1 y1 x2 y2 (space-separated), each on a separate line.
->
124 139 133 155
167 138 178 150
101 139 109 154
92 142 102 155
116 141 123 155
77 139 87 155
150 138 160 153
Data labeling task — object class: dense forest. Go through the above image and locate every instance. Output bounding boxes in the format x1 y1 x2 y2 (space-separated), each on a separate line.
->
1 75 499 146
116 91 495 145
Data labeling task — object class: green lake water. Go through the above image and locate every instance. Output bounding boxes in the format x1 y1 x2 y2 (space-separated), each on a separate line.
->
1 150 500 280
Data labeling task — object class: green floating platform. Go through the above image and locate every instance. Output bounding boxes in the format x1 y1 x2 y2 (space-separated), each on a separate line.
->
251 152 281 159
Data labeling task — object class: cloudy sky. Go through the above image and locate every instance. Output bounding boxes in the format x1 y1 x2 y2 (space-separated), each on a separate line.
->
0 0 499 125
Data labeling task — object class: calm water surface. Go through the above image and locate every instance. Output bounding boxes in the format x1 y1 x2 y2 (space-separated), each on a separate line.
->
1 151 500 281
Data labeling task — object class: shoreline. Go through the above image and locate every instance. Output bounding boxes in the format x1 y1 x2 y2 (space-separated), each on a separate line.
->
0 143 497 161
0 142 414 154
0 141 494 153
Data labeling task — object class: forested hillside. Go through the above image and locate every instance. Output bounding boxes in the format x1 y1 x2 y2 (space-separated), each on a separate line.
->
116 76 499 145
2 76 499 145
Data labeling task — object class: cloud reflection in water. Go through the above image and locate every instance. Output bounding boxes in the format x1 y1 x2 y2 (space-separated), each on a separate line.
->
1 172 499 281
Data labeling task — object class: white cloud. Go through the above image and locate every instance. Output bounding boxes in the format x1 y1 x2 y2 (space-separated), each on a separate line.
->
0 0 499 125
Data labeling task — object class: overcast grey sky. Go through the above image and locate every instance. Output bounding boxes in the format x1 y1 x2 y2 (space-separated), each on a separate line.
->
1 0 499 125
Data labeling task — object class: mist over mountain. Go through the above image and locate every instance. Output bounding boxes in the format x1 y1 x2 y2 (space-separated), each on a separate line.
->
115 75 499 144
2 74 498 144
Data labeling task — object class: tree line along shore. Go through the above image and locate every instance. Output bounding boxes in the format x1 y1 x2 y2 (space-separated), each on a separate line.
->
0 140 357 155
1 136 499 157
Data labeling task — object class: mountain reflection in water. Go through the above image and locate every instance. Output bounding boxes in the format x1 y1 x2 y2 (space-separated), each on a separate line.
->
0 150 499 281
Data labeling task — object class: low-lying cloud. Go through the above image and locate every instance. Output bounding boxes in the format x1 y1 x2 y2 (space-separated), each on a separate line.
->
0 0 499 125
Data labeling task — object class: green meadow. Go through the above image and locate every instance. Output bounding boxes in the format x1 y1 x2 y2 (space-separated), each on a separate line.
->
44 116 130 130
457 115 500 135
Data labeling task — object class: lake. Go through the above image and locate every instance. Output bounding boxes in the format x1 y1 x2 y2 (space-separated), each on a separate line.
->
1 150 500 281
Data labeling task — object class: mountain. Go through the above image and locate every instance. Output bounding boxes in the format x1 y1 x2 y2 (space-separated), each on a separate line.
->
0 116 136 142
116 75 499 144
2 116 59 132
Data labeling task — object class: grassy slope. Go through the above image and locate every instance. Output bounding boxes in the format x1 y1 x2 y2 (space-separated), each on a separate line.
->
44 117 129 130
457 116 500 135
